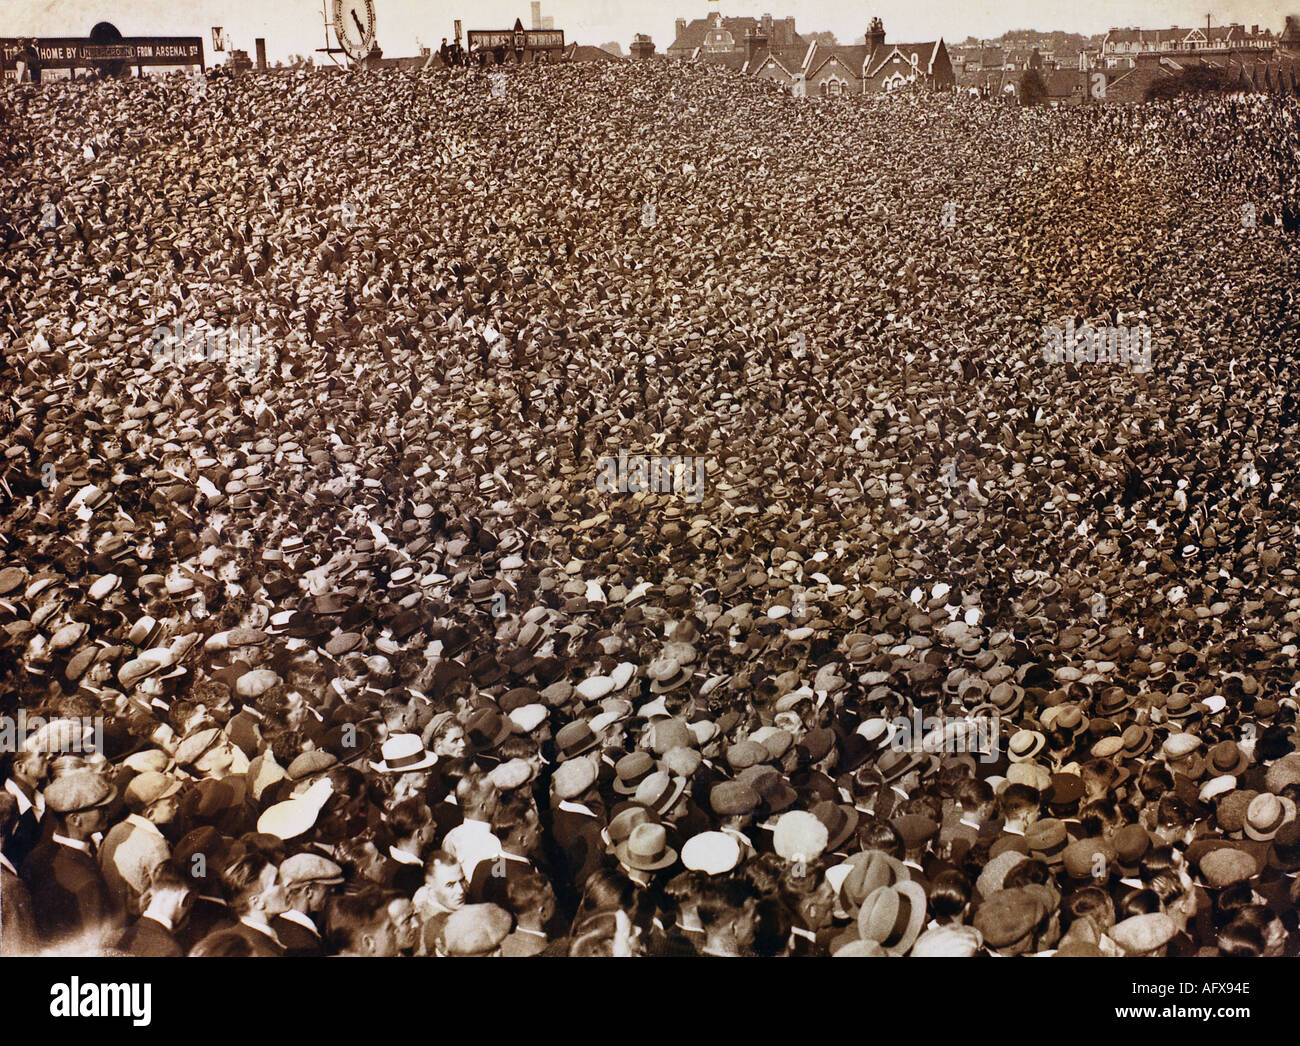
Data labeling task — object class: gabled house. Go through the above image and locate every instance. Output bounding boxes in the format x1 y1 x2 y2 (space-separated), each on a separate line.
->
667 11 804 59
784 19 952 95
861 40 953 92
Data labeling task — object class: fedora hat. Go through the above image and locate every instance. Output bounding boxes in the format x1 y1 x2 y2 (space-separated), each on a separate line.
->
1206 740 1250 777
634 771 688 816
612 750 656 795
1244 792 1297 841
838 849 910 911
615 822 678 872
811 800 860 853
368 733 437 774
857 881 927 956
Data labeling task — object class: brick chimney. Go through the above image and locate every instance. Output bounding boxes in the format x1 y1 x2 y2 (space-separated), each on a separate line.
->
675 18 687 41
866 16 885 54
747 25 768 61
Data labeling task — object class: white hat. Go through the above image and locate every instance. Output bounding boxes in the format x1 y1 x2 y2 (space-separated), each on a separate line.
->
369 733 437 774
681 831 741 875
508 704 548 734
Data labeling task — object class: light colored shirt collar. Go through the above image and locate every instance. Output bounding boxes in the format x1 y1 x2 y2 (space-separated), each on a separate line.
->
557 799 596 817
279 909 320 936
142 912 175 932
389 845 423 866
239 916 282 945
127 813 165 837
54 832 91 854
0 851 16 876
6 778 43 818
513 926 547 939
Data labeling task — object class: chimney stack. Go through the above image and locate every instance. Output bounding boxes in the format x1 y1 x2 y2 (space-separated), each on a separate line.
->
630 33 656 58
865 17 885 54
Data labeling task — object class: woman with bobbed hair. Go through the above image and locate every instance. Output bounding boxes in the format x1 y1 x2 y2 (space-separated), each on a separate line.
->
856 820 903 859
1062 886 1115 936
927 868 972 925
1216 918 1266 957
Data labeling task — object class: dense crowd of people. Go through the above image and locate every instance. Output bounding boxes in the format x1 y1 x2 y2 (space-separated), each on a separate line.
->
2 59 1300 957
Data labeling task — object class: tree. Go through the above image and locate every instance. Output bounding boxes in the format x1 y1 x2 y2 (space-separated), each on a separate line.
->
1019 68 1048 106
599 41 625 56
809 32 838 48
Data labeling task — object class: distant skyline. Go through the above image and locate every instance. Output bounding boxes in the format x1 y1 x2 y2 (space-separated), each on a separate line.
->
3 0 1295 63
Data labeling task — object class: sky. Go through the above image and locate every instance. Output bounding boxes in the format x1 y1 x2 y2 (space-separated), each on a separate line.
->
3 0 1295 63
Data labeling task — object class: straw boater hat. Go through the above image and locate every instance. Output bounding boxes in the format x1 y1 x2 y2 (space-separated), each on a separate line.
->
368 733 437 774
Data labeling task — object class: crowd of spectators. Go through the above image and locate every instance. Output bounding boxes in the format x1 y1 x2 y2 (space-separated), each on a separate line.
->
2 61 1300 956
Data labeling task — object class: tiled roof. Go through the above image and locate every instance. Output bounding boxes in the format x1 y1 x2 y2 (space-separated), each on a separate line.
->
808 44 871 76
867 42 939 77
564 44 624 62
669 16 805 53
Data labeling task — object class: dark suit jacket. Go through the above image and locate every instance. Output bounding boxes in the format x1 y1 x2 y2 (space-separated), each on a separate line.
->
115 915 184 957
272 912 327 956
467 851 535 912
548 804 606 900
195 920 285 957
21 837 120 942
4 780 49 867
1 864 38 954
177 896 237 954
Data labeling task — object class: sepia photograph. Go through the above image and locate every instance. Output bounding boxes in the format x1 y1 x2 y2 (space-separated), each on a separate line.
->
2 0 1299 1020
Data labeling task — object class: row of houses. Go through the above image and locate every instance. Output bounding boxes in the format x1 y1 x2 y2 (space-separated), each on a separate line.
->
654 13 954 95
591 10 1300 104
1102 22 1278 63
959 49 1300 105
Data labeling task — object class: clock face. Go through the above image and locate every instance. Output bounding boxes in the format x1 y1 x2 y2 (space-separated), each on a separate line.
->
333 0 377 60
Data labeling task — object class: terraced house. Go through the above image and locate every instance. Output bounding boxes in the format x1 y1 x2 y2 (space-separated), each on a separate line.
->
680 13 953 96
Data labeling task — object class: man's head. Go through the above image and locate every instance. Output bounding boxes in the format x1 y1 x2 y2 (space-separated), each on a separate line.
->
457 772 499 822
386 797 435 854
44 771 115 840
220 851 288 921
420 850 466 912
697 876 759 953
280 853 344 916
141 861 195 927
998 783 1041 832
492 794 540 856
507 870 556 929
325 891 402 957
12 749 47 788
